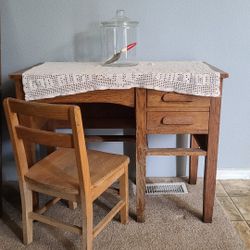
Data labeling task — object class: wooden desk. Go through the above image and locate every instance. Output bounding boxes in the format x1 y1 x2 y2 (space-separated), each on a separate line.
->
9 64 228 223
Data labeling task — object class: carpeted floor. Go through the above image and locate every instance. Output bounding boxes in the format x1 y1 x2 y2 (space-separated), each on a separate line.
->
0 178 245 250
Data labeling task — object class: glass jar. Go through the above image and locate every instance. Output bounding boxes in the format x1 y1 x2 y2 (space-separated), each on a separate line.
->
101 10 139 67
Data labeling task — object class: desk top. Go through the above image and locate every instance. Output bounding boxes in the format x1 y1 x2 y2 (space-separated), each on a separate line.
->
10 62 229 101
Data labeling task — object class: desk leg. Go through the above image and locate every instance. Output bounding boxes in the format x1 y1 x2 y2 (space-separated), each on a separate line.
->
0 104 2 217
136 147 146 222
136 89 147 223
203 97 221 223
189 135 199 185
0 147 2 217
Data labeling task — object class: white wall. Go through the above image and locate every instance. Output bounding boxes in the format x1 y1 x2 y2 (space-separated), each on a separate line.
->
1 0 250 180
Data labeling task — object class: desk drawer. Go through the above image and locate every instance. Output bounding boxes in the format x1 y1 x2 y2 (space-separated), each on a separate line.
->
147 111 209 133
147 90 210 110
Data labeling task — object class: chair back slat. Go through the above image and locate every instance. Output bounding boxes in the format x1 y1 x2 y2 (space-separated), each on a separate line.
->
9 99 71 120
16 125 74 148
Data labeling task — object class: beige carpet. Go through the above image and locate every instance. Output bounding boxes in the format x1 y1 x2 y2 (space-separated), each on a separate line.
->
0 178 244 250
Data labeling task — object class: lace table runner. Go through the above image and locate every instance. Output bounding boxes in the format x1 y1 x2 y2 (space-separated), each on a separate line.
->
22 61 221 101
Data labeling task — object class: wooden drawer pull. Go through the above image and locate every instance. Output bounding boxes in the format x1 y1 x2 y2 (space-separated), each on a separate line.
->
161 94 193 102
161 116 193 125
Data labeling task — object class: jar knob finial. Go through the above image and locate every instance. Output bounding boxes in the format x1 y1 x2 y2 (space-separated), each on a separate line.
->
116 9 125 17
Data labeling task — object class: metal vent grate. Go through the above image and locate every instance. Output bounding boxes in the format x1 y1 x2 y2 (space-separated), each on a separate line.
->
132 182 188 195
145 182 188 195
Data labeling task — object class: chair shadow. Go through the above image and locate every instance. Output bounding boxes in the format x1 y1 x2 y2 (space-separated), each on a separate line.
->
2 182 22 212
41 223 77 249
1 210 23 241
1 182 23 241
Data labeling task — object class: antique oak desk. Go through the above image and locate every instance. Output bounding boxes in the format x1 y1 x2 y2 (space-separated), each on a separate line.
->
9 63 228 223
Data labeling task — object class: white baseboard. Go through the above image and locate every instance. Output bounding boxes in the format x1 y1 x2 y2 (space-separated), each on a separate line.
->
217 169 250 180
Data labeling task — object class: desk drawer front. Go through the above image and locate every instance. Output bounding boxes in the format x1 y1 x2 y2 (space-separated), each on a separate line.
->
147 111 209 133
147 90 210 109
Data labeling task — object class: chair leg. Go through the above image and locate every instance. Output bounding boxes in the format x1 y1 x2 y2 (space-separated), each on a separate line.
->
119 166 129 224
83 203 93 250
189 135 199 185
22 187 33 245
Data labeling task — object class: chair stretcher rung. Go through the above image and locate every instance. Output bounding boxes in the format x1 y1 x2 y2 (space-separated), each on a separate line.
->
29 212 82 235
147 148 207 156
35 197 61 215
93 200 125 238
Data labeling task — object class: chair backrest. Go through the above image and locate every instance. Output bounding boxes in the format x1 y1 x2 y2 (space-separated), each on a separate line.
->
3 97 91 196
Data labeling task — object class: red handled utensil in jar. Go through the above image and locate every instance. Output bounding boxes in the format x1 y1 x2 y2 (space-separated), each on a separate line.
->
104 42 137 65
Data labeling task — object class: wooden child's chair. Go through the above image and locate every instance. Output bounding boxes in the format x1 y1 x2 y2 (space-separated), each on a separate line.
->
3 98 129 249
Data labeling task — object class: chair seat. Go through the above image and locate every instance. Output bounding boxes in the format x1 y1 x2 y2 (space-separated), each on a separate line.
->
25 148 129 199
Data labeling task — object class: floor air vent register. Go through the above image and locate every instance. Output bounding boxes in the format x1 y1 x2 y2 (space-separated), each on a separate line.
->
133 182 188 195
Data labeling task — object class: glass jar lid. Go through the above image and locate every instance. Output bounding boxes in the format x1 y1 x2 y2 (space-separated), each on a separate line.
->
101 10 139 27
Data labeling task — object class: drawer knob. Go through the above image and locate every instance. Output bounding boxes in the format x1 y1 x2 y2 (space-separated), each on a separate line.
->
161 116 193 125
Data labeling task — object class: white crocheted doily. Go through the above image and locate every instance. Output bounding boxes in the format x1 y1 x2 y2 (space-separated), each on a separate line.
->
22 61 221 101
